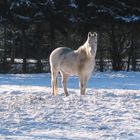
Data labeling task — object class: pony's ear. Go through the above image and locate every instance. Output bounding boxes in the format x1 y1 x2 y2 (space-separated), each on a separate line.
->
93 32 97 37
88 32 92 37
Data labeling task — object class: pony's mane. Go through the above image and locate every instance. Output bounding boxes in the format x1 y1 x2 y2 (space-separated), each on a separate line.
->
77 40 94 59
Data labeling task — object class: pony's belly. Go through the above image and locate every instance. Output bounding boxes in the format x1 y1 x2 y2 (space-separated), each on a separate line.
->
60 64 78 76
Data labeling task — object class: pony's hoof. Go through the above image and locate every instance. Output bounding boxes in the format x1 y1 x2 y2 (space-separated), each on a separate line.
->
52 93 58 96
65 94 69 97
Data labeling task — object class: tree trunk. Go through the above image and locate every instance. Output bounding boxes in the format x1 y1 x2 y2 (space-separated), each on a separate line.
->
110 24 118 71
10 46 15 63
22 28 27 73
127 46 132 71
36 24 42 73
98 32 104 72
2 23 8 72
50 21 55 50
131 28 136 71
110 24 124 71
3 23 7 62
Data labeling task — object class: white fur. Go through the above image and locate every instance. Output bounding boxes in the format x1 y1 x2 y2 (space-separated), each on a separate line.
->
49 32 97 96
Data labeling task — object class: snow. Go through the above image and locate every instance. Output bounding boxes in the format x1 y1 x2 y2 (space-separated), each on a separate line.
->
116 15 140 23
69 15 77 23
0 71 140 140
10 0 31 10
15 15 31 22
69 0 78 8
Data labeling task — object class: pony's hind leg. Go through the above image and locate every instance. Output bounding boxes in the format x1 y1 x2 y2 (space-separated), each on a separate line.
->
51 68 58 96
60 71 69 96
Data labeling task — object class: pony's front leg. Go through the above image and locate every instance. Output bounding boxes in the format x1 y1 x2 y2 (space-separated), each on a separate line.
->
79 76 88 95
61 71 69 96
51 71 58 96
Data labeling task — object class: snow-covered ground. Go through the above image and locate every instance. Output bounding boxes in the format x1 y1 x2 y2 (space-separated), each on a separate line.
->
0 72 140 140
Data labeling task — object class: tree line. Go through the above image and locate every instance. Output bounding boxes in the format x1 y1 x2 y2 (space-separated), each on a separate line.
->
0 0 140 73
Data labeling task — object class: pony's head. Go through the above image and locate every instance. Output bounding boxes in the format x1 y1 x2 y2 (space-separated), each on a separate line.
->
87 32 97 54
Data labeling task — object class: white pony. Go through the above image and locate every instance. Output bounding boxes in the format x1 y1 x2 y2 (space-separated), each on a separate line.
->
50 32 97 96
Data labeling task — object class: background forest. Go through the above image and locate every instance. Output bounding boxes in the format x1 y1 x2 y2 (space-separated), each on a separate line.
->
0 0 140 73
